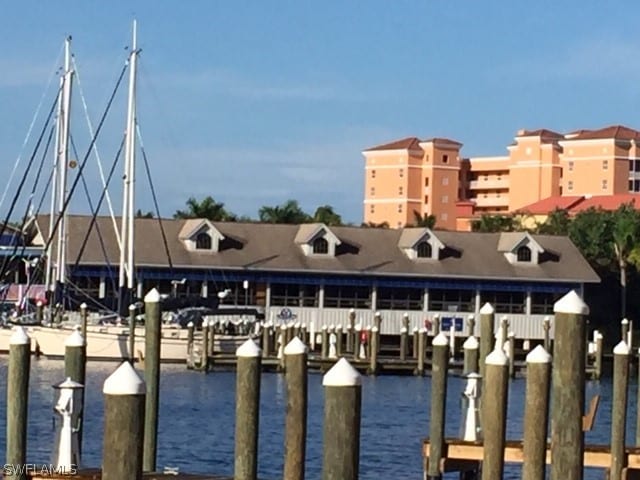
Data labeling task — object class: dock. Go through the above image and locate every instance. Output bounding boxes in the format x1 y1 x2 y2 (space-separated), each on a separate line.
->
25 472 232 480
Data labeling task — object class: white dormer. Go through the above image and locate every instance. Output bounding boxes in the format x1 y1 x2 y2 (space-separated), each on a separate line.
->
179 219 225 252
398 228 445 260
497 232 545 265
294 223 341 257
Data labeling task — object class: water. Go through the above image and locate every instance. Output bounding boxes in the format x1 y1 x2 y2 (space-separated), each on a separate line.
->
0 358 632 479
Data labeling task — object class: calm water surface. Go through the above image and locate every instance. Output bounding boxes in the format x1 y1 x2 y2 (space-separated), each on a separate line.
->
0 358 632 479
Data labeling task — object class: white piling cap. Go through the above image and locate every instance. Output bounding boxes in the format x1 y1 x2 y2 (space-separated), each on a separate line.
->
56 377 84 389
65 328 85 347
614 340 630 355
480 303 494 314
128 304 136 311
400 327 407 333
80 302 87 309
103 361 145 395
463 336 478 349
349 308 355 314
402 312 409 318
375 311 382 318
486 346 508 366
622 318 630 325
419 327 427 333
284 336 308 355
412 327 419 333
323 357 361 386
144 288 161 303
543 315 551 322
321 325 328 331
10 326 30 345
432 332 448 346
236 338 262 357
36 300 43 307
280 324 287 331
526 345 551 363
187 321 194 328
553 290 589 315
467 314 475 320
372 326 379 333
508 331 515 338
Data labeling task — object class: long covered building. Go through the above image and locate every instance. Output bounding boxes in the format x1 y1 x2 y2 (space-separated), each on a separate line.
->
32 214 599 338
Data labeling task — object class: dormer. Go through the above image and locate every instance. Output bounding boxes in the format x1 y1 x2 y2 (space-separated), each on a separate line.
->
179 219 225 253
398 228 445 260
294 223 341 257
498 232 545 265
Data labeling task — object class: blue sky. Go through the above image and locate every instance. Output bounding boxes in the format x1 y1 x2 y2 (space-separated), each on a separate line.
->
2 1 640 224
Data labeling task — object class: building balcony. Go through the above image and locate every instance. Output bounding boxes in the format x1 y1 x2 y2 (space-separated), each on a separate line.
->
468 178 510 190
471 195 509 207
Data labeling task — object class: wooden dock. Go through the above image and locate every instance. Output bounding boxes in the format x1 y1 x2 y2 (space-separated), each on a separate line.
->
24 470 232 480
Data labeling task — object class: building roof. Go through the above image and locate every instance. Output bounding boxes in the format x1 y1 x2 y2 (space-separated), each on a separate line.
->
517 129 564 140
564 125 640 141
518 194 640 215
421 137 463 147
364 137 422 152
33 215 600 284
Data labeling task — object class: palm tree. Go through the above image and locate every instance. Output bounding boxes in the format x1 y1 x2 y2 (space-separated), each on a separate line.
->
610 203 640 318
412 210 436 228
174 196 237 221
471 214 518 232
258 200 311 224
313 205 343 226
535 208 570 235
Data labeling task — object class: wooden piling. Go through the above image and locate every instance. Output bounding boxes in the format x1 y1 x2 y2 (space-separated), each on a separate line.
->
622 318 630 343
369 326 379 375
335 325 343 357
346 309 355 353
611 340 630 480
187 321 195 363
301 323 308 344
353 324 361 360
36 300 43 324
128 304 136 363
201 320 210 372
412 327 419 359
433 314 440 336
543 316 551 352
479 303 495 379
283 337 308 480
235 339 262 480
279 325 287 370
6 327 30 480
80 302 88 338
102 362 146 480
322 358 362 480
594 331 603 380
467 314 475 337
262 322 271 357
427 333 449 480
499 316 509 349
462 335 479 375
208 319 216 356
375 312 383 352
143 288 161 473
481 346 509 480
64 328 86 454
507 332 515 379
399 326 408 361
321 325 329 359
416 328 426 376
522 345 551 480
550 290 589 480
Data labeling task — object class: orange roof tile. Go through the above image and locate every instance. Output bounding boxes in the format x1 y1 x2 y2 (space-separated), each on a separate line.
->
565 125 640 141
571 194 640 212
517 129 564 140
364 137 422 152
517 196 585 215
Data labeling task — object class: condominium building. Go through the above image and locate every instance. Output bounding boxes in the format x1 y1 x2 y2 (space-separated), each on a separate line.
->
362 125 640 229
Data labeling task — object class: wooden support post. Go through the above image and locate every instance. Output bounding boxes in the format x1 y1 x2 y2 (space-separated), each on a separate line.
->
287 323 295 347
543 316 551 352
610 340 630 480
335 325 343 357
550 290 588 480
507 332 515 379
208 319 216 356
467 314 475 337
262 322 271 358
235 339 262 480
499 316 509 349
346 309 355 354
481 346 509 480
522 345 551 480
479 303 495 379
6 327 30 480
279 325 287 370
64 328 86 455
368 326 378 375
375 312 383 352
416 328 426 376
594 331 603 380
36 300 43 324
283 337 308 480
322 358 362 480
399 326 408 361
412 327 419 359
353 324 361 360
102 362 145 480
433 314 440 336
143 288 161 473
463 335 479 375
321 325 329 359
201 320 210 372
80 302 88 338
187 321 195 365
622 318 630 343
128 304 136 363
427 333 449 480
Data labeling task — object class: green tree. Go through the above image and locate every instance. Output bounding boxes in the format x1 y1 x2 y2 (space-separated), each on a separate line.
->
610 203 640 318
312 205 343 226
360 221 390 228
135 209 154 219
535 208 571 235
568 207 614 267
471 214 518 233
174 196 237 221
258 199 311 224
412 210 437 228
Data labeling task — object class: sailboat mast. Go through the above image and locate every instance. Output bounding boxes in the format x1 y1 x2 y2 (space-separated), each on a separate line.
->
54 36 74 304
119 20 138 311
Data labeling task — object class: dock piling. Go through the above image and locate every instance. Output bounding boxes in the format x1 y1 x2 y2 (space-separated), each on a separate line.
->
262 322 271 358
543 316 551 352
346 309 355 353
399 326 408 361
6 327 30 480
416 328 426 376
321 325 329 359
283 337 308 480
427 333 449 480
322 358 362 480
102 362 146 480
611 340 630 480
235 339 262 480
479 303 495 379
64 328 86 455
128 303 136 362
467 314 475 337
369 326 379 375
201 319 210 372
462 335 479 376
481 346 509 480
143 288 161 473
412 327 419 359
507 332 515 379
208 319 216 356
335 325 343 357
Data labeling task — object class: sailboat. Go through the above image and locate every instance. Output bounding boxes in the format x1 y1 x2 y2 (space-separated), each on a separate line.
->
0 23 252 362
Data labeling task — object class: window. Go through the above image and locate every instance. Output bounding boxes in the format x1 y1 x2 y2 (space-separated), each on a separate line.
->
442 155 449 164
398 186 403 195
442 195 448 204
635 161 640 172
398 204 403 213
442 177 449 186
370 187 375 196
271 284 318 307
428 289 474 312
372 169 376 178
568 161 574 171
531 292 563 314
312 237 329 254
516 245 532 262
441 213 448 221
603 160 608 170
324 285 370 308
481 290 526 314
195 232 212 250
370 205 375 214
484 175 488 181
376 287 423 310
416 241 432 258
425 178 430 187
424 195 429 204
602 179 608 190
568 180 573 191
399 169 404 178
